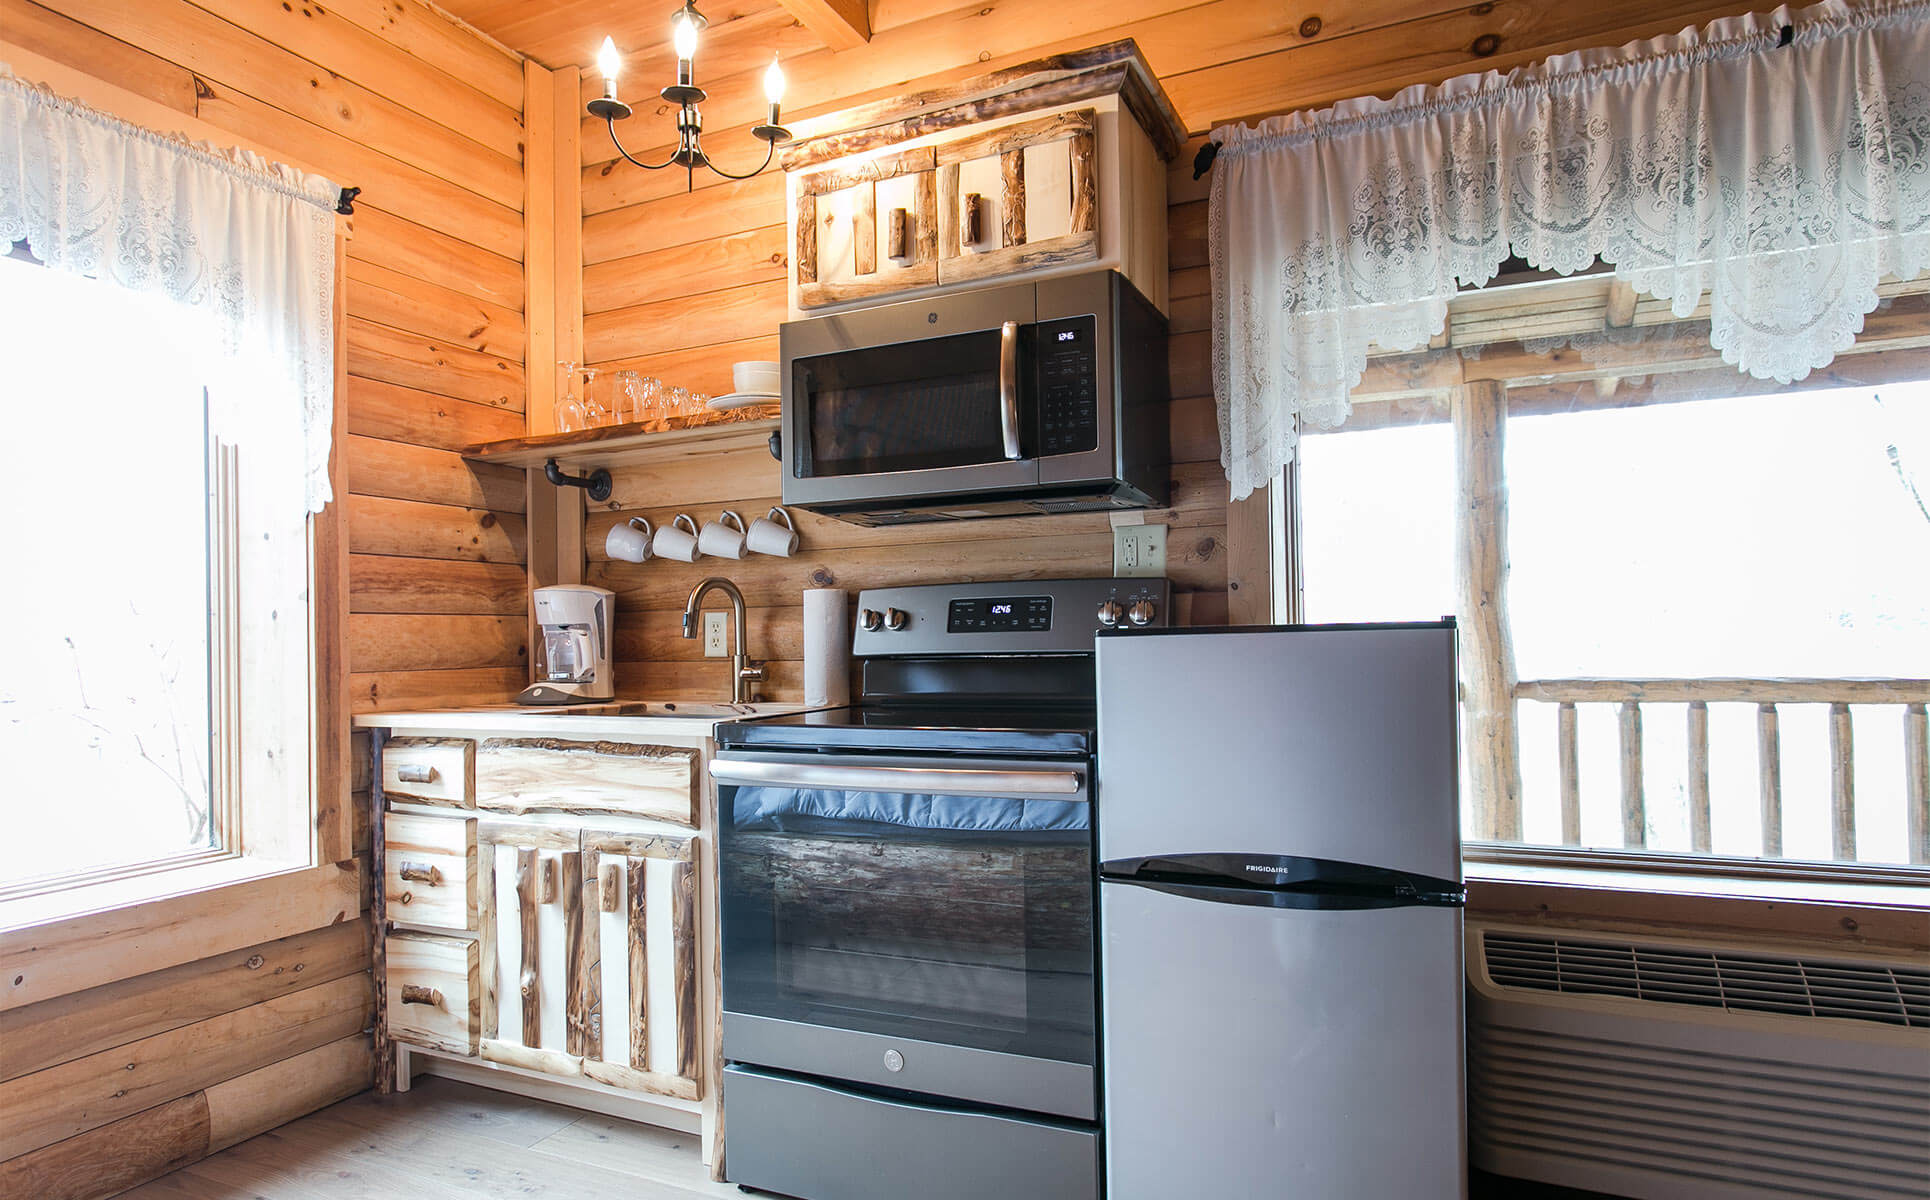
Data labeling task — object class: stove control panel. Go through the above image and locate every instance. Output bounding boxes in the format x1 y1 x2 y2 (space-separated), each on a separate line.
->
853 578 1170 657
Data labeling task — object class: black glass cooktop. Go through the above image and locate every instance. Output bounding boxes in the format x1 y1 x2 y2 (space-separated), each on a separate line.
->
716 704 1095 757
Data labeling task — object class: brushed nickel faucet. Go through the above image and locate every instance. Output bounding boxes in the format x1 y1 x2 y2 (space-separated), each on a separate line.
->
682 577 766 704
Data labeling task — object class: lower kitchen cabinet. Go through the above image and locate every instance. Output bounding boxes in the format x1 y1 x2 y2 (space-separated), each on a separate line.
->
357 713 729 1174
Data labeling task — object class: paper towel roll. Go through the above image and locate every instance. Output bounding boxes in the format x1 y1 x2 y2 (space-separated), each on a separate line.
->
803 588 851 708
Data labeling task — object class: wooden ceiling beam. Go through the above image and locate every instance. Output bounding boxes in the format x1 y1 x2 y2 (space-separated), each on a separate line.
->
774 0 872 51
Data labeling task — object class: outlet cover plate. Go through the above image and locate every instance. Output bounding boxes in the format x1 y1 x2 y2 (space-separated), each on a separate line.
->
703 611 729 657
1113 523 1167 578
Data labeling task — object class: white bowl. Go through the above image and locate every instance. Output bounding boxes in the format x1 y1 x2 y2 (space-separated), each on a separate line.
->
733 360 781 396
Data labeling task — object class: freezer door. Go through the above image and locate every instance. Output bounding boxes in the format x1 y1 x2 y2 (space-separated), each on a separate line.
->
1097 625 1460 882
1100 879 1466 1199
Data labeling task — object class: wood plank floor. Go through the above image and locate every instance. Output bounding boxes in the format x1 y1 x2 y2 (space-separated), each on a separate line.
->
120 1076 743 1199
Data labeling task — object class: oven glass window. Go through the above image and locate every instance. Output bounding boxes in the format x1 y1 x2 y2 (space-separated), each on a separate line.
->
721 782 1093 1065
793 330 1015 477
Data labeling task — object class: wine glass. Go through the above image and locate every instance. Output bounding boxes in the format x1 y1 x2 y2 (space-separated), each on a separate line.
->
555 360 585 432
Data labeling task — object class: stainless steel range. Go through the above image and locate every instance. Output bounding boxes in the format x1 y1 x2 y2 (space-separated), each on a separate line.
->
711 578 1169 1200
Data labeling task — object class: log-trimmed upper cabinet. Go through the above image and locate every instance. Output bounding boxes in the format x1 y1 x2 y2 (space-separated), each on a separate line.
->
781 41 1187 317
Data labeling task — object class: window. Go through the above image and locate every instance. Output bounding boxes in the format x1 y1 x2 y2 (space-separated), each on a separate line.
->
1291 281 1930 878
0 253 319 898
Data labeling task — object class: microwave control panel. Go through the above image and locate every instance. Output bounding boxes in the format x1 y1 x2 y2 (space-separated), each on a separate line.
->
1037 315 1099 457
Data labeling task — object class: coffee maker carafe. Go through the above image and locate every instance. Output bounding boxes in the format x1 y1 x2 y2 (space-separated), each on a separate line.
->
517 585 615 704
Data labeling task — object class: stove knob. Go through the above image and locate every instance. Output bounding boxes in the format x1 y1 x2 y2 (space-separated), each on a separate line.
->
860 609 884 632
1127 599 1157 627
885 607 910 631
1096 600 1124 627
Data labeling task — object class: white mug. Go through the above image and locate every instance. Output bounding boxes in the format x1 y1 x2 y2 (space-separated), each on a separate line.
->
698 510 748 560
652 513 703 562
733 360 781 396
604 516 653 563
745 506 799 557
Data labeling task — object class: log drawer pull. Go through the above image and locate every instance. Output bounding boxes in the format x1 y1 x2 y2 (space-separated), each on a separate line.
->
400 984 444 1007
396 764 438 784
397 861 444 886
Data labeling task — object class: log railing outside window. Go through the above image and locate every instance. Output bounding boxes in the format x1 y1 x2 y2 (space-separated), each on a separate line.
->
1506 678 1930 865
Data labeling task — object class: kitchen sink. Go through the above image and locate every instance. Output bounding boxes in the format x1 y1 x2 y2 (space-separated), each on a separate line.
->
604 700 771 719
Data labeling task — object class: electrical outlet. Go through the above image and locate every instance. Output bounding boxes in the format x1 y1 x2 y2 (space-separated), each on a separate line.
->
1113 523 1167 578
703 611 729 658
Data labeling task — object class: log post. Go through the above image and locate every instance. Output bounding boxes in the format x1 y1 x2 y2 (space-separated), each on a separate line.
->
1557 702 1579 846
1687 701 1711 853
1618 701 1645 848
1907 703 1928 865
1757 704 1783 857
1453 379 1521 840
1828 703 1854 861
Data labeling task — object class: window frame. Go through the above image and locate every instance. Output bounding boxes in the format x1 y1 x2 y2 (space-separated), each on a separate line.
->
1265 272 1930 899
0 43 355 1018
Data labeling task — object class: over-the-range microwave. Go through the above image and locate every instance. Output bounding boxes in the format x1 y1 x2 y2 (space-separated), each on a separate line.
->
779 269 1170 525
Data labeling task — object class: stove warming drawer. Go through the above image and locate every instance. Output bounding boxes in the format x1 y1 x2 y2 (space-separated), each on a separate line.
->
723 1064 1100 1200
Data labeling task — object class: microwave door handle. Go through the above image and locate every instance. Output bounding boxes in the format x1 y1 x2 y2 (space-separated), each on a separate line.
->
998 320 1022 460
708 758 1084 798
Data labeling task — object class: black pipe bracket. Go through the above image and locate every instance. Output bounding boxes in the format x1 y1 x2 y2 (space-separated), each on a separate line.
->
545 458 613 503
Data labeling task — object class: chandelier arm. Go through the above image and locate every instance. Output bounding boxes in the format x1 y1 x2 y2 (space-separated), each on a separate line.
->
606 118 680 171
699 139 777 181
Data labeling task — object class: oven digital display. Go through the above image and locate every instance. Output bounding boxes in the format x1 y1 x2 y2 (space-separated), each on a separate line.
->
948 596 1051 632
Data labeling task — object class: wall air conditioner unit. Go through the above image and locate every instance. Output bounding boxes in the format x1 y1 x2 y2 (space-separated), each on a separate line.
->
1466 922 1930 1200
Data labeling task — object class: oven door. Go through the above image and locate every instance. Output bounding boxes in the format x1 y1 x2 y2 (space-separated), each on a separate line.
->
712 752 1096 1120
781 280 1041 508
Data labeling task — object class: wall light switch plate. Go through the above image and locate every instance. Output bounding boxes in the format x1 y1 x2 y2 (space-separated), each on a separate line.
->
703 612 729 657
1113 522 1167 578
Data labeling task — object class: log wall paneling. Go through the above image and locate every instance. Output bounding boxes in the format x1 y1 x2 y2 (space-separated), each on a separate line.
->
11 0 536 718
0 4 530 1189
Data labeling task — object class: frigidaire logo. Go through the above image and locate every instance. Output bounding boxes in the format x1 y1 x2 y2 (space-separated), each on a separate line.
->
1243 863 1293 876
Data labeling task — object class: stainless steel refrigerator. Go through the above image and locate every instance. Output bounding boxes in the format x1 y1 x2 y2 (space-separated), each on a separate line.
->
1095 622 1467 1199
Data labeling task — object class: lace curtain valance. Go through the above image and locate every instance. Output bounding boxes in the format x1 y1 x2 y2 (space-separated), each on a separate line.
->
1209 0 1930 500
0 69 340 512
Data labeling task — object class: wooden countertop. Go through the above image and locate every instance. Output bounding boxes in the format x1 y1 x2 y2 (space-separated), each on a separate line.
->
353 700 815 736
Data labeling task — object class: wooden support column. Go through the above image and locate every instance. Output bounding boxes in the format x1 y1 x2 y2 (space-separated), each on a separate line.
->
1453 379 1521 841
523 62 586 675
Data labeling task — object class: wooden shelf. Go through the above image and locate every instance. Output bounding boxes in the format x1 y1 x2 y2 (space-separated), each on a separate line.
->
464 415 779 471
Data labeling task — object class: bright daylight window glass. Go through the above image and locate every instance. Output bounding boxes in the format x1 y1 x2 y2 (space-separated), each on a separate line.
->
1298 373 1930 869
0 256 218 888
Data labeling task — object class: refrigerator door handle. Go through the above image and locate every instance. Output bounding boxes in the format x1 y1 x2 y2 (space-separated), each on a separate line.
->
1101 874 1463 910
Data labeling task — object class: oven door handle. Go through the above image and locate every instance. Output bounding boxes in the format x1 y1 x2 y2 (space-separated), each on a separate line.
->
997 320 1022 460
709 758 1084 798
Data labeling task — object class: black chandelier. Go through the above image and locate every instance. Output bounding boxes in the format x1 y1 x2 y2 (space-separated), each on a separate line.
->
588 1 792 190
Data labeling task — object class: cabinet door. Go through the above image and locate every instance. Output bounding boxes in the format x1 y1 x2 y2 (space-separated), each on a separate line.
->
578 831 704 1101
475 820 591 1079
795 145 939 310
938 109 1098 288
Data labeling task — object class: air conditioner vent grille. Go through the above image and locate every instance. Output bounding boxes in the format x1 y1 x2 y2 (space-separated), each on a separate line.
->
1482 933 1929 1028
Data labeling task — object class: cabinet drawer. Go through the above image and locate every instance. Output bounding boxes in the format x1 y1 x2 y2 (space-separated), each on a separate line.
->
475 738 699 826
382 737 474 808
386 933 479 1055
385 812 477 931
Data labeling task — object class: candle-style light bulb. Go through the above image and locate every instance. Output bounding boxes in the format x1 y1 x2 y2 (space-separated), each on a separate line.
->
672 11 700 63
763 54 785 127
596 36 622 85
